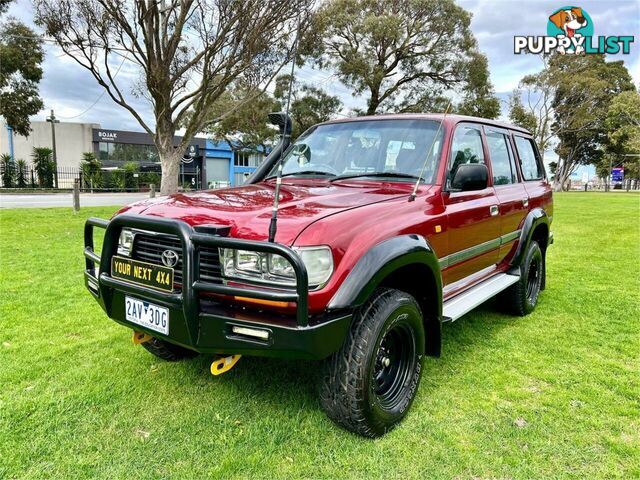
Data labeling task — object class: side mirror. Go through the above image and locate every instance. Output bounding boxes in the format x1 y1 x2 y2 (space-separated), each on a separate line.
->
450 163 489 192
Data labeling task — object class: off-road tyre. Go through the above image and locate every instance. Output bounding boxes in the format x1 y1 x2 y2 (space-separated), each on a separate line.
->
502 240 544 316
141 337 199 361
320 288 425 437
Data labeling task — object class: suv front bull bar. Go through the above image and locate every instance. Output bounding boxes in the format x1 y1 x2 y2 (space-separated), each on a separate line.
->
83 214 351 359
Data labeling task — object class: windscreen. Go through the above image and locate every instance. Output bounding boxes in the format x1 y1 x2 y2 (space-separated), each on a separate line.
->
268 119 443 183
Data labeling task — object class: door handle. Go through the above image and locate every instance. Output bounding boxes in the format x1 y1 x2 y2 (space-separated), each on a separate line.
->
522 198 529 207
490 205 499 216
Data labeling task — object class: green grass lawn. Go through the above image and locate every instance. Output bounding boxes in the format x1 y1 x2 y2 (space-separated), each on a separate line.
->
1 193 638 479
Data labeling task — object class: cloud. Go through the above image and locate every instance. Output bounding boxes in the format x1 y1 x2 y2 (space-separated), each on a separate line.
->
460 0 640 90
6 0 640 132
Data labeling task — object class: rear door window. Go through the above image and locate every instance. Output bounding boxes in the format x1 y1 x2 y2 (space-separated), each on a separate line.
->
514 136 544 180
485 130 516 185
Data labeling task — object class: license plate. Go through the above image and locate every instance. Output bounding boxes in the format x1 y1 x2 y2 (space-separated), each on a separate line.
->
125 296 169 335
111 256 174 292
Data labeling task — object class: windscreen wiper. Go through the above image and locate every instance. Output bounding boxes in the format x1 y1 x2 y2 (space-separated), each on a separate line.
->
330 172 423 182
265 170 336 180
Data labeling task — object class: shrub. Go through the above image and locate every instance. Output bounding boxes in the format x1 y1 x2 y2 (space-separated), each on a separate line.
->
32 147 54 188
141 172 161 188
1 154 15 188
80 152 103 189
15 159 29 188
122 162 140 189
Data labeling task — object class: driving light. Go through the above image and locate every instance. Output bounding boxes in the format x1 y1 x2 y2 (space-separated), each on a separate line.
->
231 326 270 341
117 229 134 256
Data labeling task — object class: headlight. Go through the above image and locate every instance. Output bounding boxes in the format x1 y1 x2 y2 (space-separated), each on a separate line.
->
117 228 134 256
220 246 333 288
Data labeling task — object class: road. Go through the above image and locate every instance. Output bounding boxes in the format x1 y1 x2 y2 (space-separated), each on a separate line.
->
0 192 150 209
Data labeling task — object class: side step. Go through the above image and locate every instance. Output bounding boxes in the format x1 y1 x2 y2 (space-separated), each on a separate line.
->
442 273 520 322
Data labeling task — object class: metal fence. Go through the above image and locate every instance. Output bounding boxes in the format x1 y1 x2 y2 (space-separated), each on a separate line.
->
0 162 203 192
0 162 81 190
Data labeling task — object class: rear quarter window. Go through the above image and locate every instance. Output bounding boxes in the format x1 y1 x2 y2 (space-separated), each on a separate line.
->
514 136 545 181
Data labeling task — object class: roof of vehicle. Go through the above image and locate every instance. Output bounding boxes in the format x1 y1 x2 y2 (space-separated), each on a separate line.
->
319 113 531 135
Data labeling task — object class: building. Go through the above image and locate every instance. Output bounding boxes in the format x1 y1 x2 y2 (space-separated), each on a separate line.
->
1 120 266 188
1 120 97 168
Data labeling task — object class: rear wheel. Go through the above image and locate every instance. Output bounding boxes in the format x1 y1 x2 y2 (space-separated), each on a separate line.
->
502 240 544 316
320 288 425 437
141 337 198 361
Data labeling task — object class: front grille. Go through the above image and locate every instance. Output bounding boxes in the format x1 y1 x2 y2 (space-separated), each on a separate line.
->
131 232 222 287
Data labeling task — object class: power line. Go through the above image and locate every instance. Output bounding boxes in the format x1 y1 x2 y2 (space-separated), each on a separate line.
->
3 31 358 119
57 53 129 120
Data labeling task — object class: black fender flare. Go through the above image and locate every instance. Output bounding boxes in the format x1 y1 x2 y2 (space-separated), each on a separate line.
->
511 208 550 268
327 234 443 356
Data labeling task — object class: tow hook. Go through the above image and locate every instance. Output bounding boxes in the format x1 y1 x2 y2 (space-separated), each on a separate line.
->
132 331 153 345
210 354 242 376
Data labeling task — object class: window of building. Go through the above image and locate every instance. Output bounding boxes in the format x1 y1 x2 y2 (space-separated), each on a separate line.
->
514 136 544 180
235 151 265 167
97 142 159 164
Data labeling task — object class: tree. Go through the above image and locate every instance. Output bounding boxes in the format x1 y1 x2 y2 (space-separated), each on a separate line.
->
205 82 280 152
550 55 634 191
274 74 342 139
605 91 640 155
306 0 493 116
456 51 500 119
509 54 635 191
206 74 342 148
603 90 640 186
508 57 555 158
0 9 45 136
35 0 313 195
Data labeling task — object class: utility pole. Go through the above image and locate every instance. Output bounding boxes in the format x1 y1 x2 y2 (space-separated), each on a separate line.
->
46 109 60 189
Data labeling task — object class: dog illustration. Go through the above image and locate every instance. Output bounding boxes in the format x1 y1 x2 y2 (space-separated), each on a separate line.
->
549 7 588 54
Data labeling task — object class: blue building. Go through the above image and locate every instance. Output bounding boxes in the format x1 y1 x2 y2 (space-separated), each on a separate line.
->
203 140 266 188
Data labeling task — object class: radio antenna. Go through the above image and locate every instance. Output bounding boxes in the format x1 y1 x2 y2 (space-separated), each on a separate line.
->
408 102 452 202
268 26 299 243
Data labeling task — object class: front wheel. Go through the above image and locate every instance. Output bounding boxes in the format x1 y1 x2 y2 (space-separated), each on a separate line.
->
320 288 425 437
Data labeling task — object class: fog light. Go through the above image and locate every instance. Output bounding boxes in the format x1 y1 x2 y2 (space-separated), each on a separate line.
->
231 326 270 341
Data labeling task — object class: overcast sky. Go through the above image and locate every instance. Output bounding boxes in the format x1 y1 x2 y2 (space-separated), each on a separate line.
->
5 0 640 133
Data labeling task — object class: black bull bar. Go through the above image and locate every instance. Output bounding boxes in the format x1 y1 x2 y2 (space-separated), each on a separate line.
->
83 214 350 359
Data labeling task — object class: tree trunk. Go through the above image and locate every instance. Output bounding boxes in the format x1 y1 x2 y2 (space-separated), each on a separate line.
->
553 165 571 191
154 117 183 196
367 84 381 115
157 137 183 196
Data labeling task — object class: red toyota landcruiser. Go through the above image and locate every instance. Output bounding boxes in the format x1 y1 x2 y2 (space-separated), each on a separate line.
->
84 113 553 437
